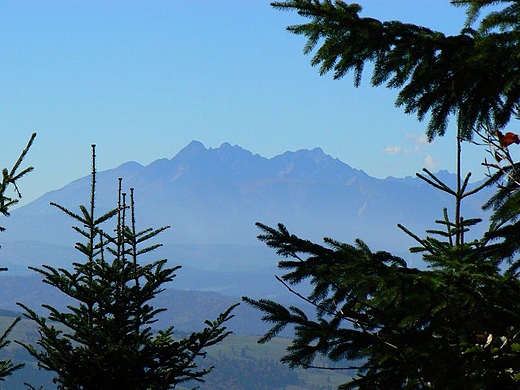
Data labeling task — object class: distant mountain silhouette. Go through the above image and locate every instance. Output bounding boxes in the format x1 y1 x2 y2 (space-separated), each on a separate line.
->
0 141 493 302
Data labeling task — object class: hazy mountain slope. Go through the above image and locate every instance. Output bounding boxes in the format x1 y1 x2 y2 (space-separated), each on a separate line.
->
0 272 271 335
0 141 493 299
3 140 490 250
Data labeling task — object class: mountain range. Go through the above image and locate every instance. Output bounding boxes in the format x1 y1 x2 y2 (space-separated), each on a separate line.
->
3 140 491 251
0 141 494 333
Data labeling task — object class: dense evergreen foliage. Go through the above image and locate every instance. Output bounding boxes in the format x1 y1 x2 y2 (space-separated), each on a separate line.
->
271 0 520 141
0 133 36 381
243 2 520 389
243 189 520 388
17 145 237 390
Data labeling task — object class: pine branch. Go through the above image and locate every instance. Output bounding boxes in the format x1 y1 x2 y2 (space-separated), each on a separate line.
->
416 169 457 196
0 133 36 219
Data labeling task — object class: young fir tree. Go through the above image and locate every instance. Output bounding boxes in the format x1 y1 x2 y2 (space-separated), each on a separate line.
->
0 133 36 381
242 1 520 388
17 145 237 390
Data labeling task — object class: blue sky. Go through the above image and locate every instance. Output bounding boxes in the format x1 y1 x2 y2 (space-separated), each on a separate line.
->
3 1 511 206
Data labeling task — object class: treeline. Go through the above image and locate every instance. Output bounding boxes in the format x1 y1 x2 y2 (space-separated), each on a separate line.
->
198 354 300 389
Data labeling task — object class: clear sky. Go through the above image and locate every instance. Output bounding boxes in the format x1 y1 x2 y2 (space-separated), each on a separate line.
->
3 1 514 206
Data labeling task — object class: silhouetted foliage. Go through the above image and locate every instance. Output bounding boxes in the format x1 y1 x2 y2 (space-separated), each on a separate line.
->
271 0 520 140
243 2 520 388
0 133 36 381
0 133 35 229
17 145 237 390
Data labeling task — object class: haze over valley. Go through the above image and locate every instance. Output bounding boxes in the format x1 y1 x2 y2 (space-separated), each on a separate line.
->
0 141 492 332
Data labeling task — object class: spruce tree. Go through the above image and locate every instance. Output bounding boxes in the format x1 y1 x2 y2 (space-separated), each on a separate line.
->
243 138 520 388
0 133 36 381
241 2 520 388
243 132 520 388
17 145 237 390
270 0 520 141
